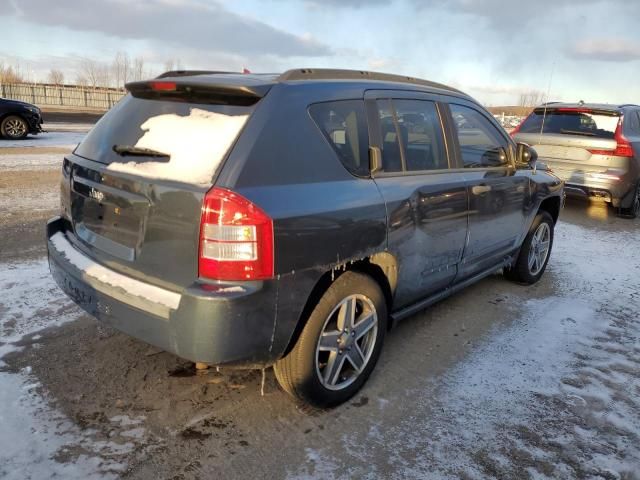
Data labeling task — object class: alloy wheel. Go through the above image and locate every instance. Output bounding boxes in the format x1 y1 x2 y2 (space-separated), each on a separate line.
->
315 294 379 391
528 222 551 276
4 118 27 138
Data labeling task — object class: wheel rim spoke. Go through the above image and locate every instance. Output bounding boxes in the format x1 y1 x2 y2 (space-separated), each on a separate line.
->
318 330 340 351
323 351 346 386
353 312 375 340
337 297 356 331
346 344 365 372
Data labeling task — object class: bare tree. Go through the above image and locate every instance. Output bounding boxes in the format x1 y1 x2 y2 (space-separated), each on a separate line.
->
163 58 183 73
518 90 546 108
47 68 64 85
131 56 146 81
112 51 130 89
0 62 24 84
76 58 110 88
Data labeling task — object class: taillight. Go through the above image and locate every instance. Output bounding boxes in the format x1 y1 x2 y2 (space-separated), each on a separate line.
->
199 188 274 281
588 117 634 158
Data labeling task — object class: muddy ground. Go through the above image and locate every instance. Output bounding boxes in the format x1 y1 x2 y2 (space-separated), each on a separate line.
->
0 139 639 479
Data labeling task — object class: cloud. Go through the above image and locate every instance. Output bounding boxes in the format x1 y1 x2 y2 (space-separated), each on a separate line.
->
568 38 640 62
6 0 332 58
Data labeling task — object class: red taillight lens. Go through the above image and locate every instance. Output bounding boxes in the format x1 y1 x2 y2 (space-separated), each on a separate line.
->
198 188 274 281
149 81 177 91
588 117 634 158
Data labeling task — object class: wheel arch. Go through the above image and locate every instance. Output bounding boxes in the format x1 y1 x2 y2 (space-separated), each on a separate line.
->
537 195 561 224
280 253 397 357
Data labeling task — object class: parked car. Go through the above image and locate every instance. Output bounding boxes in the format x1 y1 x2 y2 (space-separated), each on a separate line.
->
512 102 640 218
0 98 43 139
47 69 563 407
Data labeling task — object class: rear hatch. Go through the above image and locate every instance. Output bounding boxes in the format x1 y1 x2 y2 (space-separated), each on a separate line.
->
512 107 629 182
63 77 268 289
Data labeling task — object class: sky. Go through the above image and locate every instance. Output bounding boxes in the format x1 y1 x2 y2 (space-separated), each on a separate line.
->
1 0 640 105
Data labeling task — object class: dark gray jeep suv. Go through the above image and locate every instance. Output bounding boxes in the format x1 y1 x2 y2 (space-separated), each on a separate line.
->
47 69 563 407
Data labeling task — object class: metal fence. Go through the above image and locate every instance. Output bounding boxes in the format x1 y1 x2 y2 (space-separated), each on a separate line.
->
0 83 125 111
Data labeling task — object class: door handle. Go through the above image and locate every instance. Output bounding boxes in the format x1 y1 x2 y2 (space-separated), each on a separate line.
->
472 185 492 195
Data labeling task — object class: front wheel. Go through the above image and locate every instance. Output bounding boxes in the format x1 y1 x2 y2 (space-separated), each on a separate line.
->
274 271 387 408
505 211 554 284
1 115 29 139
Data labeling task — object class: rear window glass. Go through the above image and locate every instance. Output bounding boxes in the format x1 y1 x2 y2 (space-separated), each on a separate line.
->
75 95 253 184
309 100 369 177
519 109 619 139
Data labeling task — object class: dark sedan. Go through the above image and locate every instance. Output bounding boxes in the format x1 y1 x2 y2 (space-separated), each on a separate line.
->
0 98 43 139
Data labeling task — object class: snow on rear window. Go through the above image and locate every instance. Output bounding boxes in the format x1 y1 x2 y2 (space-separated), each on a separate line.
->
106 108 248 184
74 95 252 185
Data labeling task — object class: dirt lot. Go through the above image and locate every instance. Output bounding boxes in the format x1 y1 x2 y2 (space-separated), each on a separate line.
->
1 136 639 479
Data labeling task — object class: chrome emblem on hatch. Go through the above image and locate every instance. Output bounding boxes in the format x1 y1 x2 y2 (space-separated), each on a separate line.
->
89 188 105 202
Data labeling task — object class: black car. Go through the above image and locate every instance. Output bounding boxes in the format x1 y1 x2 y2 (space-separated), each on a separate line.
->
47 69 564 407
0 98 43 139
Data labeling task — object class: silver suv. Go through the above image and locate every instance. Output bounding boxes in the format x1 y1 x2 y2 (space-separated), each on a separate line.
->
512 102 640 218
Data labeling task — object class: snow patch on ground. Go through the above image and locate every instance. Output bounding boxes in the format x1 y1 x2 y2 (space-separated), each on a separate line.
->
0 259 81 345
0 153 63 171
106 108 248 184
0 259 134 478
0 130 85 148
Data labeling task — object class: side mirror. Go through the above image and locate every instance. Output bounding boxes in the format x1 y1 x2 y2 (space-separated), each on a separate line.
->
516 142 538 169
369 146 382 176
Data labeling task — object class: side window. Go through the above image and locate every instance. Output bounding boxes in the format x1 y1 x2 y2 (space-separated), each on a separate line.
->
375 98 448 173
376 99 403 173
450 104 509 168
393 99 447 171
627 110 640 135
309 100 369 176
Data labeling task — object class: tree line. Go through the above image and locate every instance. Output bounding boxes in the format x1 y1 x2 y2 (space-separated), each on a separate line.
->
0 53 184 89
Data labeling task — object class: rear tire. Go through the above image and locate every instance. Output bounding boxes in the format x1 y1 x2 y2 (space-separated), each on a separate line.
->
505 211 554 285
274 271 387 408
618 182 640 219
1 115 29 139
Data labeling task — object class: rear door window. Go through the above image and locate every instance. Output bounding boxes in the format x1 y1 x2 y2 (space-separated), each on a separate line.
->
309 100 370 177
374 98 448 173
449 104 510 168
518 108 620 139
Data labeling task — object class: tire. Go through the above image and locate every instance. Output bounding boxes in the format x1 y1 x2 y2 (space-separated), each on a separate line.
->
274 271 387 408
505 211 554 285
1 115 29 139
618 182 640 219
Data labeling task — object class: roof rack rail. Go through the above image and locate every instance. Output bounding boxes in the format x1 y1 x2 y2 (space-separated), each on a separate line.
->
540 101 560 106
156 70 237 79
278 68 462 93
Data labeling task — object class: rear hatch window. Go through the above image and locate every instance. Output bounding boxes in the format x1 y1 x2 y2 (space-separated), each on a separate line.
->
75 95 254 184
518 108 619 139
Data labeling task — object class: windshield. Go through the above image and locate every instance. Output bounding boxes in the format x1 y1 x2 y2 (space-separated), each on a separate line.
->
519 109 619 139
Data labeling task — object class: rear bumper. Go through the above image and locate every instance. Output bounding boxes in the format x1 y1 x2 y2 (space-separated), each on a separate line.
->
46 216 280 367
542 160 636 207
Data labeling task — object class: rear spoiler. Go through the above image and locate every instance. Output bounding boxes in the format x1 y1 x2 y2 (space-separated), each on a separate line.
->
125 79 271 106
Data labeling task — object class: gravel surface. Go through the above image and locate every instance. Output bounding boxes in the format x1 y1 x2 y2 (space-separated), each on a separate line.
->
0 151 638 479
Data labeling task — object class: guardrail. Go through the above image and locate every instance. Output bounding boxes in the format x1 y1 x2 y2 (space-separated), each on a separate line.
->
0 83 126 111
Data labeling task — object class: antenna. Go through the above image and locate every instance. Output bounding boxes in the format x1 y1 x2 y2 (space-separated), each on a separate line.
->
536 61 555 174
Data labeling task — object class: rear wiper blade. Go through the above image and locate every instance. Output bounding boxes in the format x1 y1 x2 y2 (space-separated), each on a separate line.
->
559 129 596 137
113 145 170 158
